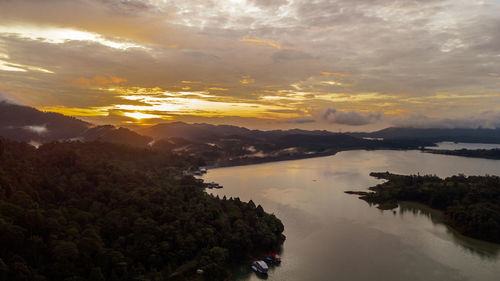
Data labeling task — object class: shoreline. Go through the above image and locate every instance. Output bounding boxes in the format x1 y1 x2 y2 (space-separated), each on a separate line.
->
346 192 500 246
206 147 426 169
345 171 500 245
206 149 341 169
399 201 500 247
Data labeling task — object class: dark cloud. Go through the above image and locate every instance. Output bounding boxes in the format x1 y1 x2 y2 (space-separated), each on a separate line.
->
323 108 382 126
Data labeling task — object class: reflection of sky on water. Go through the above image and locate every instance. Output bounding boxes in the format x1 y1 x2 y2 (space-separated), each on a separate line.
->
206 149 500 281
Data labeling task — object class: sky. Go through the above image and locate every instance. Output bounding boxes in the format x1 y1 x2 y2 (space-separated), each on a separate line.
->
1 0 500 131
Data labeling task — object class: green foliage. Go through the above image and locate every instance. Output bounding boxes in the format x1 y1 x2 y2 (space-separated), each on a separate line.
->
0 138 284 280
361 172 500 243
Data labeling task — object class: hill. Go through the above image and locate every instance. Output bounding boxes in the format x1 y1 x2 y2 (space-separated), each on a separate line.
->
347 172 500 243
0 102 151 147
0 138 284 281
80 125 152 147
139 122 335 142
352 127 500 144
0 101 90 143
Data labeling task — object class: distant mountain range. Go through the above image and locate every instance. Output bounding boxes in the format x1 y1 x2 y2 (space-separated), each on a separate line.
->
350 127 500 143
0 101 151 146
139 122 336 142
2 101 500 166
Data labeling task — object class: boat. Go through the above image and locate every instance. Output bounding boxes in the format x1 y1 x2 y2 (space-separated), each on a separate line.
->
251 260 268 274
265 253 281 264
270 253 281 264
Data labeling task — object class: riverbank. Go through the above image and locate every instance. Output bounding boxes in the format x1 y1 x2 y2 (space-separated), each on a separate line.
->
206 147 430 169
346 172 500 243
424 148 500 160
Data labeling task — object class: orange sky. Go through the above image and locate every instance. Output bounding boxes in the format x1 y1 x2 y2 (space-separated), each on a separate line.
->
1 0 500 130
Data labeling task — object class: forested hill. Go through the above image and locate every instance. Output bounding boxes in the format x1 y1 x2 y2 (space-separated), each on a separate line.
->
425 148 500 160
0 102 151 147
0 101 90 142
351 127 500 144
0 138 284 281
0 102 434 166
349 172 500 243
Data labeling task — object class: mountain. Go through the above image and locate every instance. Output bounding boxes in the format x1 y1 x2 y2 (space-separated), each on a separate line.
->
139 122 249 141
80 125 152 147
0 102 151 147
352 127 500 144
139 122 336 141
7 102 500 166
0 101 90 143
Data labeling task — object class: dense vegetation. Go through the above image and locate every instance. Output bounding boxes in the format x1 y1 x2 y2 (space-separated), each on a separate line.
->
426 148 500 160
351 172 500 243
0 138 284 281
0 101 90 143
351 127 500 144
1 102 436 166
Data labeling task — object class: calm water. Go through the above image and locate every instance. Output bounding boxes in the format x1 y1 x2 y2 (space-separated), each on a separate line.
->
204 149 500 281
427 142 500 150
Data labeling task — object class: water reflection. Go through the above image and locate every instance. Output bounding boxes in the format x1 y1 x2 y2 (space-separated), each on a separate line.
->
206 149 500 281
399 202 500 260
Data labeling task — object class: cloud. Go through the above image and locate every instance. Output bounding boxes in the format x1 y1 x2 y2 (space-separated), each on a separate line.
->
241 37 283 49
390 111 500 129
240 75 255 84
321 72 350 77
287 118 316 124
323 108 382 126
72 75 127 87
1 0 500 129
23 124 49 135
272 50 313 62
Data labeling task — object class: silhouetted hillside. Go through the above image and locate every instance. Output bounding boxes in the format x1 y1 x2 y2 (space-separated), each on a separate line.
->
0 102 151 147
0 101 90 142
81 125 152 147
352 127 500 143
140 122 335 142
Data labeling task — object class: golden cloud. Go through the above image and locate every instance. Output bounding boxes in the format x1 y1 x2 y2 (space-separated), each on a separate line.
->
241 37 283 50
321 72 350 77
72 75 127 87
207 87 228 91
240 75 255 84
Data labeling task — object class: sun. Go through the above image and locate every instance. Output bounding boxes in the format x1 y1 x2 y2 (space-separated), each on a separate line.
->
123 112 161 120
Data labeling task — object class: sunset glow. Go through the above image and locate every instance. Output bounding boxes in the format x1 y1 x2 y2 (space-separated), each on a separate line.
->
1 0 500 130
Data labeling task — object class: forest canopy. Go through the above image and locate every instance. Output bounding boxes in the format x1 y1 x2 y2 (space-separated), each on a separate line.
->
0 138 284 281
351 172 500 243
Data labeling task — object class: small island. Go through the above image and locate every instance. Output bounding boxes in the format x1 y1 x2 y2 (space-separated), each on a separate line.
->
346 172 500 243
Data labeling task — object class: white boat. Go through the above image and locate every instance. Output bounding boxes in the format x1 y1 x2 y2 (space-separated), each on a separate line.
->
251 260 269 274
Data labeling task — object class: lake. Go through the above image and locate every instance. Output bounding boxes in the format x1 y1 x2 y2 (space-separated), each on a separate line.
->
204 149 500 281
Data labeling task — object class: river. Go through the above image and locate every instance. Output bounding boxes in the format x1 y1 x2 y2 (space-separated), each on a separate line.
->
204 149 500 281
